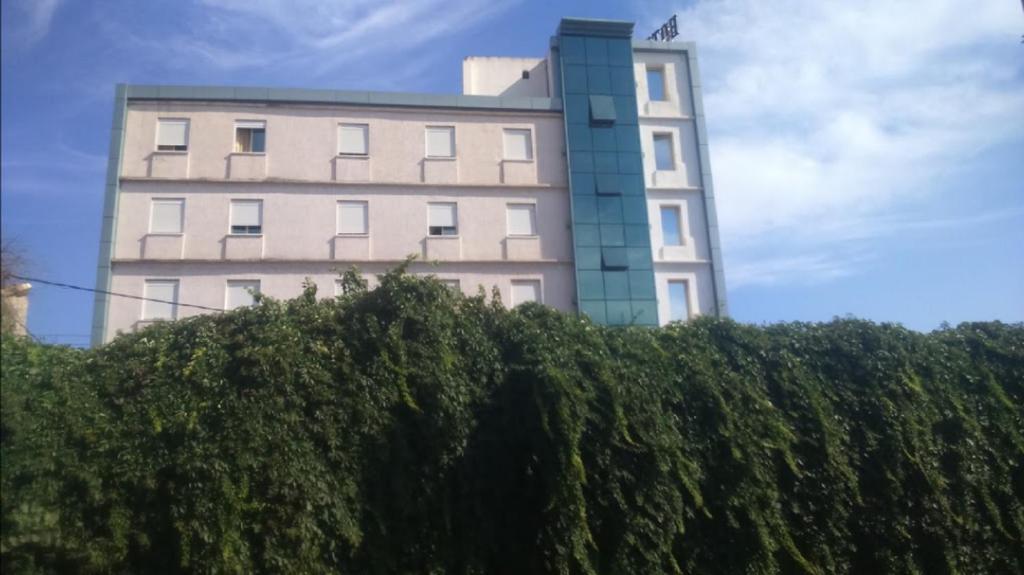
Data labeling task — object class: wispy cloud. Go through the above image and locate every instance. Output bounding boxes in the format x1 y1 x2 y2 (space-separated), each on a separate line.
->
638 0 1024 287
5 0 63 46
728 252 870 289
102 0 518 88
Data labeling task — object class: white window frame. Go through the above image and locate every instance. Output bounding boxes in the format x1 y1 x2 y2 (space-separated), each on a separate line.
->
439 279 461 292
425 126 455 159
659 204 684 246
502 128 534 161
338 123 369 156
225 279 260 310
506 203 537 237
149 198 184 234
229 199 263 235
156 119 189 152
653 132 676 171
142 279 179 320
428 202 458 236
234 120 266 154
667 279 691 322
336 201 369 235
510 279 542 307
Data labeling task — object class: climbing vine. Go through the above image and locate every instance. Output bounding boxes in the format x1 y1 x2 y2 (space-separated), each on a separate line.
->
2 268 1022 574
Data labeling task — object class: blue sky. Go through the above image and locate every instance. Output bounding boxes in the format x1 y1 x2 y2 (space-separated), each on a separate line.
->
2 0 1022 345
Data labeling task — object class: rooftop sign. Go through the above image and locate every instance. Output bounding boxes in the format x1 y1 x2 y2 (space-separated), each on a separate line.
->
647 15 678 42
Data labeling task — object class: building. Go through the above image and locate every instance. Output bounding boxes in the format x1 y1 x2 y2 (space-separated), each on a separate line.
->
1 282 31 336
91 17 727 346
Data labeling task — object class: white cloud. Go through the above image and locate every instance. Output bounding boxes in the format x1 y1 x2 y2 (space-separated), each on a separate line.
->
88 0 518 92
728 252 868 289
147 0 518 82
7 0 63 45
638 0 1024 286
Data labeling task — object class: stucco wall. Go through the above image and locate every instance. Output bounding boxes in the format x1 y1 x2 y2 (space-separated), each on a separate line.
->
103 101 577 342
120 103 567 187
106 261 574 342
114 181 572 263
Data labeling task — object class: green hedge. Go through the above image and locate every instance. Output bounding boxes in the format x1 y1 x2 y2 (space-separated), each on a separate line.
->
2 269 1022 574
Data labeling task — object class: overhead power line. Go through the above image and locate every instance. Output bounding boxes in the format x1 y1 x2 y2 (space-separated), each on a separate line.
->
10 274 224 312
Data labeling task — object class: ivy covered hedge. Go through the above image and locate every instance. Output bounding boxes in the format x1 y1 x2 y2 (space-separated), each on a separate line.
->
2 269 1022 574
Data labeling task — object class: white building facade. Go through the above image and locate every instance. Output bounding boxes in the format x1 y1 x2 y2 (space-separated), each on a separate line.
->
91 18 727 345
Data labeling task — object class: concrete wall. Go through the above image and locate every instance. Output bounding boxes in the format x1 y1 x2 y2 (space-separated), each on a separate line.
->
633 48 717 324
120 103 567 188
105 261 573 341
463 57 550 97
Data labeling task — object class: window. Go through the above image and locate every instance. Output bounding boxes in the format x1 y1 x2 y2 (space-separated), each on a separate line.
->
234 120 266 153
338 124 369 156
150 199 184 234
654 133 675 170
589 95 617 124
336 201 368 235
668 280 689 321
440 279 461 292
226 280 260 310
425 126 455 158
157 119 189 151
507 204 537 236
647 66 666 101
511 280 541 306
428 202 458 236
143 280 179 320
503 129 533 161
660 206 682 246
522 70 530 79
230 200 262 235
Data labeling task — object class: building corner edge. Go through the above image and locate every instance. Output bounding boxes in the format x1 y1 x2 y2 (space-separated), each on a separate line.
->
90 83 128 347
686 46 729 318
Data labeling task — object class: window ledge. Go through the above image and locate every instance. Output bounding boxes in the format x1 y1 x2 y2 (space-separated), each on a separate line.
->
336 233 370 238
424 156 457 161
337 154 370 160
427 234 460 239
153 150 189 155
502 158 535 164
640 113 694 121
146 232 184 237
226 233 264 238
230 152 266 156
507 234 539 239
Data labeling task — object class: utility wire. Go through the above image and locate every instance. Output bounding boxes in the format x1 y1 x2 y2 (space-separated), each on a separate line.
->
10 274 224 312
